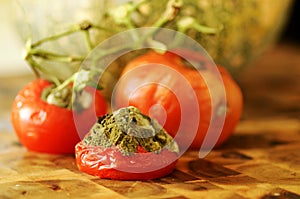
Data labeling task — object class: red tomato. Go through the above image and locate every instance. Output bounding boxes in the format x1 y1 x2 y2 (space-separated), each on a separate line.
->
75 139 178 180
114 50 243 149
11 79 107 154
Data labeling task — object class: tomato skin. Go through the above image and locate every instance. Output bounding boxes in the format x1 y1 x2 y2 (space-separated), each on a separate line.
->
75 140 178 180
114 51 243 149
215 67 243 146
11 79 107 154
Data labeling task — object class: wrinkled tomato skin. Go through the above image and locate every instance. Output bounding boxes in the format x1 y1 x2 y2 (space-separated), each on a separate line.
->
11 79 107 154
75 140 178 180
114 51 243 149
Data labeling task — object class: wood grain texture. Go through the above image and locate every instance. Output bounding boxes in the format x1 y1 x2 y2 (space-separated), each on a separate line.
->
0 43 300 198
0 118 299 199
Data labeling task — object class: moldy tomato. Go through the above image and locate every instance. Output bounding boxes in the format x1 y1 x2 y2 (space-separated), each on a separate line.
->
114 50 243 149
11 79 107 154
75 106 179 180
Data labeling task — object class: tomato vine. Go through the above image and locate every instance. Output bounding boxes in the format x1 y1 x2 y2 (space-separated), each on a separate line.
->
20 0 219 110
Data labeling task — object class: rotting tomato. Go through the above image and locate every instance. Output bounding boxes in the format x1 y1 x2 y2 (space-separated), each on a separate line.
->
11 79 107 154
75 106 179 180
113 50 243 150
75 142 178 180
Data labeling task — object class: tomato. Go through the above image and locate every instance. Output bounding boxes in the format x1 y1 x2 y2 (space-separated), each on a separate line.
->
11 79 107 154
75 106 179 180
75 139 178 180
114 50 243 149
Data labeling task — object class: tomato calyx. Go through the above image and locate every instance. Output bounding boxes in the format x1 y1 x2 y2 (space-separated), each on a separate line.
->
37 77 93 112
40 84 72 108
30 64 101 110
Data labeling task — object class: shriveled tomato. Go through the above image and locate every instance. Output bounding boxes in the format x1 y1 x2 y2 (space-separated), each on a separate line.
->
75 141 178 180
11 79 107 154
75 106 179 180
114 50 243 149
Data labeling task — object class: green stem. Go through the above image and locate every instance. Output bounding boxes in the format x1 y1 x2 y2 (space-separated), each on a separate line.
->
25 23 84 84
137 0 181 49
53 73 76 92
27 58 40 78
193 23 219 34
153 16 169 28
90 24 116 33
31 25 80 48
26 57 48 76
30 49 85 63
83 30 94 51
144 14 170 36
27 57 61 86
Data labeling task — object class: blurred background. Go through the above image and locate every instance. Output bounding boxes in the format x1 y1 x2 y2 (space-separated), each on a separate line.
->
236 0 300 119
0 0 299 77
0 0 30 76
280 0 300 44
0 0 299 129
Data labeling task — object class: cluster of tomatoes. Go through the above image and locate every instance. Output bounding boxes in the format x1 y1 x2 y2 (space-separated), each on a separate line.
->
11 50 243 180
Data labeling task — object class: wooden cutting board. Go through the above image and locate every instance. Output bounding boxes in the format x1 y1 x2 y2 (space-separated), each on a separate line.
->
1 44 300 199
0 117 299 199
